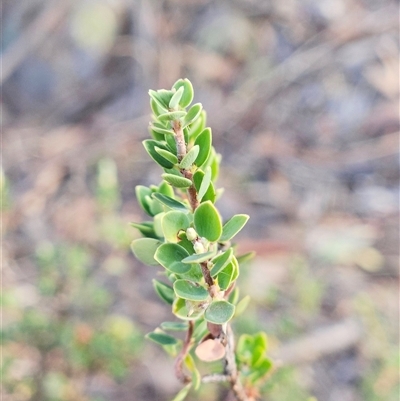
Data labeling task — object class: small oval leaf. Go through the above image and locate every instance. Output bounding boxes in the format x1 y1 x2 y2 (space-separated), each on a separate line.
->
131 238 161 266
154 243 193 274
210 248 233 277
146 331 178 345
194 128 212 167
152 279 175 305
173 279 209 301
160 321 189 331
143 140 174 169
172 78 194 108
183 103 202 128
193 201 222 242
182 250 216 264
155 147 178 165
135 185 153 216
197 166 212 202
162 211 190 242
204 300 235 324
158 110 187 122
152 193 188 212
217 262 234 290
169 86 185 109
179 145 199 170
130 221 157 239
162 173 193 189
220 214 250 242
193 169 216 203
150 124 175 136
187 110 206 141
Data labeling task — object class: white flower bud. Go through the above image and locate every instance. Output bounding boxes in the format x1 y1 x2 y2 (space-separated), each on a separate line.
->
186 227 197 241
193 241 205 254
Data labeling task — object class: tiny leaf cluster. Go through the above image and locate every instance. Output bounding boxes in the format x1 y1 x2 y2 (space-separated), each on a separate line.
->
131 79 272 400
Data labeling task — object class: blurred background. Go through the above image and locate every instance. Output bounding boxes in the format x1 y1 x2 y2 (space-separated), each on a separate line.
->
2 0 399 400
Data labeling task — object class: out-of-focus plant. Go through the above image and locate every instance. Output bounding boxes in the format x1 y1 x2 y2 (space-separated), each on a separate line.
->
131 79 273 401
2 159 141 401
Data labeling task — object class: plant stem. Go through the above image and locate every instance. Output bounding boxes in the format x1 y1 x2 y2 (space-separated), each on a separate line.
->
174 320 194 383
172 118 248 401
172 119 199 211
225 324 249 401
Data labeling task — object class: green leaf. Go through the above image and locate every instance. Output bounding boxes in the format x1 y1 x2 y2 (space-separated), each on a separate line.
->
152 193 188 212
150 123 175 136
160 321 189 331
149 90 169 113
130 221 157 239
234 295 251 317
153 212 165 237
253 332 268 351
146 331 178 346
165 133 177 154
147 194 164 215
193 169 216 203
155 147 178 165
248 358 273 383
230 255 240 282
162 211 190 242
194 128 212 167
170 383 192 401
169 86 185 109
197 166 212 202
157 89 174 106
217 262 234 290
154 243 193 274
172 79 194 108
210 248 233 276
236 334 253 359
158 110 187 122
228 287 240 305
153 279 175 305
131 238 161 266
220 214 249 242
184 354 201 391
173 280 209 301
193 201 222 242
162 173 192 188
182 103 202 128
179 145 199 170
143 140 175 169
204 300 235 324
182 250 216 264
135 185 153 215
173 297 204 320
187 110 206 141
157 180 175 197
178 263 203 282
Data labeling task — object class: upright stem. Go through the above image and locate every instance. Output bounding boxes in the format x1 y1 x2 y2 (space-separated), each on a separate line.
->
172 119 199 211
171 117 248 401
174 320 194 383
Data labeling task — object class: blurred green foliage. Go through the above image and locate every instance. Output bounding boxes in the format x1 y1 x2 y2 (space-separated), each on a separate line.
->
2 159 142 401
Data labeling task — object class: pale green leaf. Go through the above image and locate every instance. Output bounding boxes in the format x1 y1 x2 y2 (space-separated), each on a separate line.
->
131 238 161 266
220 214 249 242
193 201 222 242
204 300 235 324
173 279 209 301
154 243 193 274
